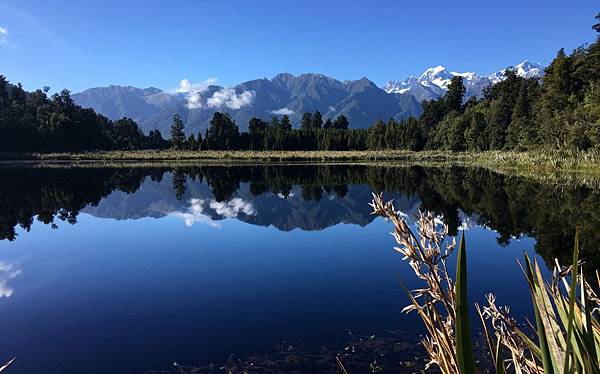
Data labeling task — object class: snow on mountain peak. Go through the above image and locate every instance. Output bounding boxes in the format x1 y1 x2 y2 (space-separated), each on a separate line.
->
515 60 543 79
487 61 544 83
384 61 544 101
419 65 448 80
451 71 476 80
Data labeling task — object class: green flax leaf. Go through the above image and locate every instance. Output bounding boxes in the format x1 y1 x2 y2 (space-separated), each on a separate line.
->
455 231 477 374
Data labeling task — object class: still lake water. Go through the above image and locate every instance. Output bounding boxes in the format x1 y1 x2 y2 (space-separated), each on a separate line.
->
0 163 596 373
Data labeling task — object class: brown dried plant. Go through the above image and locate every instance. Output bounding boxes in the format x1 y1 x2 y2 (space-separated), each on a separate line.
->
371 192 600 374
369 192 459 372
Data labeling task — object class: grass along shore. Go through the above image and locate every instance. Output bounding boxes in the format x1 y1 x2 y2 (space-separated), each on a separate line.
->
3 149 600 172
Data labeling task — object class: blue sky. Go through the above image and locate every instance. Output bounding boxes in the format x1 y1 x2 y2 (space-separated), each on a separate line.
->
0 0 597 93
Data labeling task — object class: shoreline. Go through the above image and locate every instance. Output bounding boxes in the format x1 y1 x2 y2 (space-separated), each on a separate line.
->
1 149 599 171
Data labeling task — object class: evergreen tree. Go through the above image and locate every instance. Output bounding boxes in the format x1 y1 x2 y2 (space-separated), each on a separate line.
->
170 114 186 150
445 76 466 113
384 119 397 149
300 112 313 131
405 117 424 151
280 115 292 131
333 115 349 130
205 112 239 150
418 99 447 148
312 111 323 130
445 114 467 152
112 118 145 150
187 134 197 150
198 131 203 149
248 117 267 134
148 129 169 149
368 119 386 150
464 111 486 151
506 81 531 149
269 116 281 130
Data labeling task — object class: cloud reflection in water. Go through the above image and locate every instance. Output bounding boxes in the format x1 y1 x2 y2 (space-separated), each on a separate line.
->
171 198 256 227
0 261 21 298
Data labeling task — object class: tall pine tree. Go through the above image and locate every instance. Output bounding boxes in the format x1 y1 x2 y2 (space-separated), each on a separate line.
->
170 114 186 150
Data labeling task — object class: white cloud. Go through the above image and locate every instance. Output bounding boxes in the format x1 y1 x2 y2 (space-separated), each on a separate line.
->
175 78 217 94
0 261 21 298
328 106 336 112
175 79 255 111
174 78 218 110
269 107 295 115
209 198 256 218
0 25 12 48
207 88 255 110
186 92 204 110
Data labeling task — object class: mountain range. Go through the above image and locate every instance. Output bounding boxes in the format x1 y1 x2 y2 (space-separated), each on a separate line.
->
72 61 544 135
384 60 544 101
73 74 422 135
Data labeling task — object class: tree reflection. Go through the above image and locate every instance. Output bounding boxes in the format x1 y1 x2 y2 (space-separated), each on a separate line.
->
0 164 598 269
171 168 187 200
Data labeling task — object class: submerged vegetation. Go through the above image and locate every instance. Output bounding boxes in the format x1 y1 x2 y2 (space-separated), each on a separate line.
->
150 331 431 373
371 193 600 373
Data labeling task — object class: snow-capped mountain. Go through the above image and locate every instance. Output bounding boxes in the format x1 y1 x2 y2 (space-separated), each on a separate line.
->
514 61 544 79
384 61 544 101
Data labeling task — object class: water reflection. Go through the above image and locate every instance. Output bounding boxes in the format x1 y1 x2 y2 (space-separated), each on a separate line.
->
171 197 256 227
1 164 597 268
0 260 21 298
0 163 592 373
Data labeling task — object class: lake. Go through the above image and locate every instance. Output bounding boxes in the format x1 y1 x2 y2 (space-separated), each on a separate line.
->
0 163 596 373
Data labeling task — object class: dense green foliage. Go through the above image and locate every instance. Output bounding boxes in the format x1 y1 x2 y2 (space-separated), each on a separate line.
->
0 80 171 152
417 13 600 152
167 111 423 152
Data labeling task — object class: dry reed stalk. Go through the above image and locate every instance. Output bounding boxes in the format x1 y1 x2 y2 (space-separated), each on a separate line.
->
371 192 600 374
369 192 459 373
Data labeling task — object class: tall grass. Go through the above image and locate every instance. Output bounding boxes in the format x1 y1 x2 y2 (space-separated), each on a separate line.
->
5 149 600 173
370 193 600 373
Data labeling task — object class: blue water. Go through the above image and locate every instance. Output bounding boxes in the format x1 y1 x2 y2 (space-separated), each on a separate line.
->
0 165 566 373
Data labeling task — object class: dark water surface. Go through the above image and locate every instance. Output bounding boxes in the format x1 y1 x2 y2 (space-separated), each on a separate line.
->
0 164 597 373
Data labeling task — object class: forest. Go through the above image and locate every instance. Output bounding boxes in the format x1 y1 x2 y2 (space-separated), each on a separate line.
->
0 13 598 153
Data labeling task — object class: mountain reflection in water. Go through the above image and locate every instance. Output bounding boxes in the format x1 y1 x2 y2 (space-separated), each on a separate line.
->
1 164 597 268
1 163 598 373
